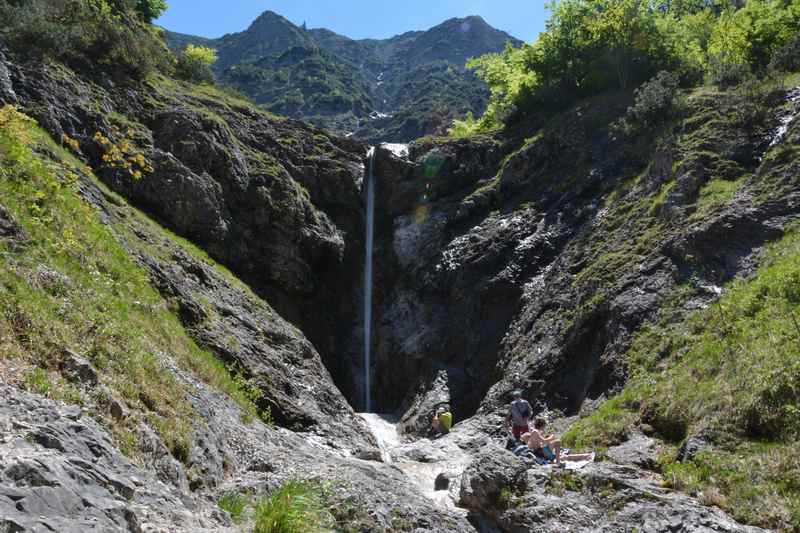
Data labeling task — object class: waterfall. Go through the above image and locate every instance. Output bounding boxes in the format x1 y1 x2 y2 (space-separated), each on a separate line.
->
363 147 376 412
769 87 800 149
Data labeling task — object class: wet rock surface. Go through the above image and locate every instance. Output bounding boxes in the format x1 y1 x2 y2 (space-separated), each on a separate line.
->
366 87 800 430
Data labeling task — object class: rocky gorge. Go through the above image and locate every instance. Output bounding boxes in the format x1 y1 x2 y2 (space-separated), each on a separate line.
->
1 5 800 533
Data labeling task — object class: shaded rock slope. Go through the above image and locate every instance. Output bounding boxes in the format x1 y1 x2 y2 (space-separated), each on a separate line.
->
0 46 368 404
368 87 800 428
165 11 521 142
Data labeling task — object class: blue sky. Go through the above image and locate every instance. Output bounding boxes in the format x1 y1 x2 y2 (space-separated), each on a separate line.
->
156 0 549 43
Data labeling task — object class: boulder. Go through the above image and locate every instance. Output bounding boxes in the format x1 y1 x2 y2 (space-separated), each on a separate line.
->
58 350 98 387
678 430 713 462
398 369 451 437
459 451 766 533
459 446 528 518
0 204 26 247
605 433 660 470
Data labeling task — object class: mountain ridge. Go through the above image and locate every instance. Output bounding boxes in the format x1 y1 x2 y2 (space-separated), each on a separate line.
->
164 10 522 142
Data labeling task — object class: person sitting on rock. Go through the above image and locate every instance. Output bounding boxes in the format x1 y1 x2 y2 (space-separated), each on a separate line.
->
431 405 453 436
506 390 532 440
522 418 594 466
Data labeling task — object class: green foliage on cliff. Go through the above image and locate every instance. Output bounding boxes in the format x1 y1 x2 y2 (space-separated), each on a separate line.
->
133 0 167 23
462 0 800 133
564 225 800 529
0 0 173 79
175 44 217 83
0 105 263 460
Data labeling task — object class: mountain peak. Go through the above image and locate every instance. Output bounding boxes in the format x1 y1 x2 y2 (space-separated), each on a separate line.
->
430 15 517 41
248 10 295 31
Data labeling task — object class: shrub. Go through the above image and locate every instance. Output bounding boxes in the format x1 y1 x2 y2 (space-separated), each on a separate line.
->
769 34 800 74
253 480 334 533
623 71 681 131
134 0 167 23
724 79 771 131
708 55 751 89
175 44 217 84
0 0 173 80
448 111 479 138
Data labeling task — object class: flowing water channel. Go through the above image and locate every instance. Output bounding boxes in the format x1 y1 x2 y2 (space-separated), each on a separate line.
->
358 413 470 513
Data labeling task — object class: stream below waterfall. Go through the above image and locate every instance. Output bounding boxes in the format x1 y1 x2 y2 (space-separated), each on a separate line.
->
358 413 471 513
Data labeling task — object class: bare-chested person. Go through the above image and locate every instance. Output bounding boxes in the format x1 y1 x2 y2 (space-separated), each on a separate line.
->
522 418 594 466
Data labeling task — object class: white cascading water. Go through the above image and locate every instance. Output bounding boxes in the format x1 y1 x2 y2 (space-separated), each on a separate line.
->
769 87 800 148
363 147 376 412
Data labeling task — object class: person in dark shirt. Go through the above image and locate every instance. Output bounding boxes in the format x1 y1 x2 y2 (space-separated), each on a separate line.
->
506 390 532 440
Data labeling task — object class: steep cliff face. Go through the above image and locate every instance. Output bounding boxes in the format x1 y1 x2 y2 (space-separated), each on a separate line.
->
369 86 800 428
0 48 370 404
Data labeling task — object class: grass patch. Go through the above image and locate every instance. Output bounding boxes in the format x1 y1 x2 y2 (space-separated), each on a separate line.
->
562 386 642 450
0 105 262 459
218 491 248 523
253 480 334 533
565 223 800 530
691 176 746 220
661 444 800 528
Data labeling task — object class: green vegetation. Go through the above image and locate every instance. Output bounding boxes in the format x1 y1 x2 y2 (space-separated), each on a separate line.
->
134 0 167 23
458 0 800 134
565 225 800 529
253 480 334 533
0 0 173 79
223 47 372 118
218 491 248 523
0 105 263 459
176 44 217 84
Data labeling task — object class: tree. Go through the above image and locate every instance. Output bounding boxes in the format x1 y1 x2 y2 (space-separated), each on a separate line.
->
585 0 667 89
134 0 167 23
466 42 536 130
175 44 217 84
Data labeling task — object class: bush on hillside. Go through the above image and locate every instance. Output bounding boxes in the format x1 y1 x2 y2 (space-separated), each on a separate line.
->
623 71 682 131
724 78 772 132
0 0 173 80
708 55 751 89
467 0 800 132
175 44 217 84
133 0 167 23
769 33 800 74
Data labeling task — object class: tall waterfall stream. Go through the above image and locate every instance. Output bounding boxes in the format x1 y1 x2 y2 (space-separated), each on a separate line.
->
363 147 376 412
